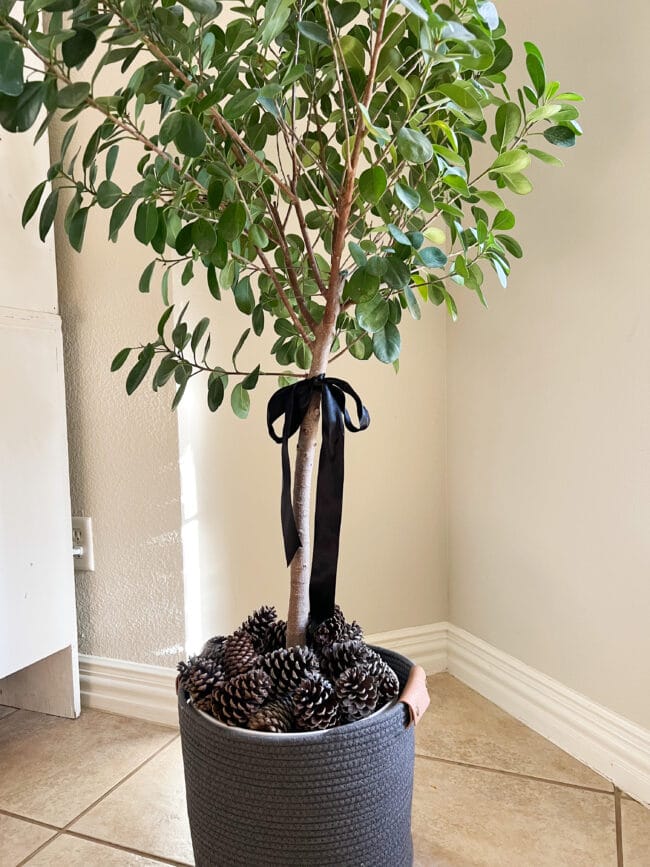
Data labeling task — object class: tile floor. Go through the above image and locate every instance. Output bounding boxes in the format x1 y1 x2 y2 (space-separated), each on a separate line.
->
0 674 648 866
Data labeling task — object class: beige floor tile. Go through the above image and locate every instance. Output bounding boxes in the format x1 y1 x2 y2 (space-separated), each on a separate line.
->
0 707 16 721
71 739 193 865
27 834 169 865
420 674 610 790
412 758 617 866
0 709 176 827
0 813 55 866
621 797 650 866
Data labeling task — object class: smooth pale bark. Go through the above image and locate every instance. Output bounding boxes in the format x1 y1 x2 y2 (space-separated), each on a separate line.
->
285 296 341 647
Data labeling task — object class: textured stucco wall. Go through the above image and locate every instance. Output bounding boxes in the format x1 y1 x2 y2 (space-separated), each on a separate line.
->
447 0 650 728
51 125 186 666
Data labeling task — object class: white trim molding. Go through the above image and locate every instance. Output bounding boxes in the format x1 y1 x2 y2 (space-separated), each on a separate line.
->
79 623 650 805
447 624 650 807
79 654 178 728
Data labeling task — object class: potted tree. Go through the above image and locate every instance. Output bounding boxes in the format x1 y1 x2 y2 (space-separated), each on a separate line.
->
0 0 582 863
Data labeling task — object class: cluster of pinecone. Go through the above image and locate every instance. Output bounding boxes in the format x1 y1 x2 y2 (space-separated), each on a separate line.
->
176 606 400 733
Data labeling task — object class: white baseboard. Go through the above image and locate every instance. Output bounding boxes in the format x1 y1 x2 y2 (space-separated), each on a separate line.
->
79 623 650 806
79 655 178 728
447 624 650 807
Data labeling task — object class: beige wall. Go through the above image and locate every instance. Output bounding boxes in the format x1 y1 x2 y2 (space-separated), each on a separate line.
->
51 123 186 666
448 0 650 728
178 279 447 649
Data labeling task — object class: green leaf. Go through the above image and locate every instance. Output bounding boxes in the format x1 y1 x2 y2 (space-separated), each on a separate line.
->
68 206 88 252
0 81 43 132
358 166 387 204
109 196 135 242
232 327 250 368
192 219 217 254
398 0 427 21
175 113 206 157
423 227 446 245
207 265 221 300
157 306 175 338
207 374 225 412
61 28 97 68
296 21 330 45
38 189 58 242
126 345 154 395
372 323 401 364
527 147 563 166
502 172 533 195
110 347 131 372
418 246 448 268
526 53 545 98
219 202 247 241
234 276 255 314
21 180 47 227
356 293 389 333
543 125 576 147
105 144 119 180
404 286 421 320
230 382 250 418
493 102 521 150
191 317 210 353
383 255 410 289
252 304 265 335
492 209 515 230
476 190 505 210
242 364 260 389
437 84 483 122
223 88 259 120
396 127 433 164
207 178 223 210
138 260 155 293
395 182 420 210
179 0 218 15
387 224 411 246
134 202 159 245
0 37 24 96
496 234 523 258
261 0 292 46
159 112 182 145
477 1 499 30
96 180 122 208
490 149 531 174
57 82 90 108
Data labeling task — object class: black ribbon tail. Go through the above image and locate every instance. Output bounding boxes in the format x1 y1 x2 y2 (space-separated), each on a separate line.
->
267 375 370 626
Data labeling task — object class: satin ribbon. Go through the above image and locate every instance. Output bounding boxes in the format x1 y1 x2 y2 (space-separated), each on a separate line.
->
267 374 370 624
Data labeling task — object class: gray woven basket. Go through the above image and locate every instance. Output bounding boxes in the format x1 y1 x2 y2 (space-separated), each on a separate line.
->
178 646 415 867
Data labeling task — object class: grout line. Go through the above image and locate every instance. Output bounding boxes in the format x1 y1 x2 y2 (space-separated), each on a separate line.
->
0 708 19 721
0 808 60 832
614 788 624 867
415 751 615 795
63 830 193 866
16 733 180 866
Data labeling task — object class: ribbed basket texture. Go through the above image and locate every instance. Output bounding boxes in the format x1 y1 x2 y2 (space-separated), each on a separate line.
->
178 646 415 867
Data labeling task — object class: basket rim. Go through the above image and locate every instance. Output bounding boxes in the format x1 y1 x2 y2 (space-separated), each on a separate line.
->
178 644 414 745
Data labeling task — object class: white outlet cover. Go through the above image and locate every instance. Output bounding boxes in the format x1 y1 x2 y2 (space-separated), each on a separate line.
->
71 516 94 572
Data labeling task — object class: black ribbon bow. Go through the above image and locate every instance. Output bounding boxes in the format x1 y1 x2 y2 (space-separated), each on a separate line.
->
267 375 370 625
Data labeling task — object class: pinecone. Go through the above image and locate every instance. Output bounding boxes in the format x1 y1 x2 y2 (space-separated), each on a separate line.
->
200 635 226 661
212 670 273 726
260 646 319 693
222 629 258 678
319 639 373 680
336 665 379 721
293 676 340 731
309 606 363 650
176 656 225 703
364 654 400 703
264 618 287 652
240 605 278 652
248 695 294 733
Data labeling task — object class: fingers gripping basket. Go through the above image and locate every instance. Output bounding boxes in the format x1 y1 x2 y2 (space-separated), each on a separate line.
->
178 647 416 867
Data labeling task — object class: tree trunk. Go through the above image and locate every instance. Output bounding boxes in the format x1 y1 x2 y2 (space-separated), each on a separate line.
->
285 298 340 647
